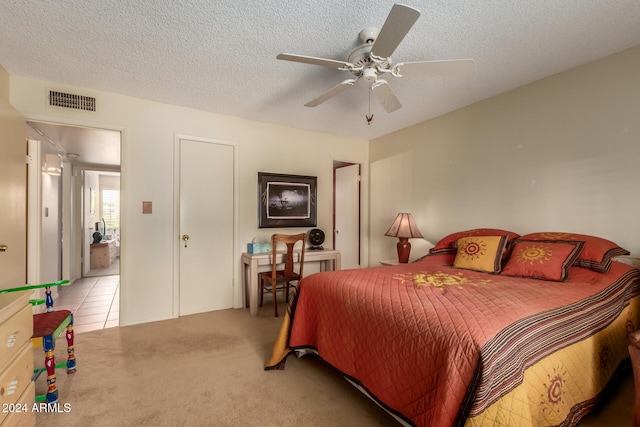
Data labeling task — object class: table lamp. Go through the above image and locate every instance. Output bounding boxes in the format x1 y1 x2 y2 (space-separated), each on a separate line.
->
384 213 423 263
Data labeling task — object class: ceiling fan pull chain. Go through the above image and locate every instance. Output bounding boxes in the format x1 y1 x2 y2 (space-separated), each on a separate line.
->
366 83 374 125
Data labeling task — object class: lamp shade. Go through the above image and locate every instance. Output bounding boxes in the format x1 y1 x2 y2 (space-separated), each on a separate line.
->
384 213 423 239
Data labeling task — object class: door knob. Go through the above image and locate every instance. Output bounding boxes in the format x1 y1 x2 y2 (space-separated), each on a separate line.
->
0 244 7 252
182 235 190 248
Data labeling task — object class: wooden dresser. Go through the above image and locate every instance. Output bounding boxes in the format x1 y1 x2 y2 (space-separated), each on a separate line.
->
0 291 35 427
90 239 117 269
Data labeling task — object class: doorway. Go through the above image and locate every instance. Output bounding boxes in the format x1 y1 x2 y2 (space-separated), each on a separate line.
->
25 121 121 332
26 121 121 282
84 170 121 278
333 161 361 269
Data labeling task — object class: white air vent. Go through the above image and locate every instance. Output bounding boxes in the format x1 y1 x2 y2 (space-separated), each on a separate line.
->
49 90 96 111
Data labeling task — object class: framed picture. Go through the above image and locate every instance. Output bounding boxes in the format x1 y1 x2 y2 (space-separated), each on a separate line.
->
258 172 317 228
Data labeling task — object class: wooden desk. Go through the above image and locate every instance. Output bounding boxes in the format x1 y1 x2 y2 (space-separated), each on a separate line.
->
241 249 341 316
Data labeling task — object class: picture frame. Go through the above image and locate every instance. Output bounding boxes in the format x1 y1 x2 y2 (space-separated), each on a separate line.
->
258 172 317 228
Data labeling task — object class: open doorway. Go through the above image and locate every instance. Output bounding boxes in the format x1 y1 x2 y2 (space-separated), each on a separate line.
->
84 170 121 277
333 161 361 269
26 121 121 282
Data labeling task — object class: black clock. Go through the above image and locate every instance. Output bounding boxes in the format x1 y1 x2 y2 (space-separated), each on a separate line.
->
308 228 325 250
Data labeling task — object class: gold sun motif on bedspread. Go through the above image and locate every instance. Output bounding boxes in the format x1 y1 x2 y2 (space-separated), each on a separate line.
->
540 366 567 415
599 344 612 370
392 271 491 289
626 314 636 335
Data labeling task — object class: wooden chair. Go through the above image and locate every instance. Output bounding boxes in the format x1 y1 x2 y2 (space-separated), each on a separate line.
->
0 280 76 403
259 233 306 317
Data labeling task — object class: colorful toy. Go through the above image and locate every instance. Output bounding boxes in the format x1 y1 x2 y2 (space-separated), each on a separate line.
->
1 280 76 403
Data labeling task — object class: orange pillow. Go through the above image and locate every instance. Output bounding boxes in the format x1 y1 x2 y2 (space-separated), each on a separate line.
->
501 240 584 281
518 232 628 273
430 228 520 255
453 235 509 273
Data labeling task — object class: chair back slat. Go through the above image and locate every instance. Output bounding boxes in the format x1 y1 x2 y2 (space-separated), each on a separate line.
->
270 233 306 280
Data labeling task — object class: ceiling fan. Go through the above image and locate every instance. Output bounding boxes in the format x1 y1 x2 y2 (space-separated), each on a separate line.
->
277 4 474 113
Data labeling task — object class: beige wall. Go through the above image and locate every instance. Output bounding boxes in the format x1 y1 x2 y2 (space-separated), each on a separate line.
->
9 76 369 325
370 45 640 263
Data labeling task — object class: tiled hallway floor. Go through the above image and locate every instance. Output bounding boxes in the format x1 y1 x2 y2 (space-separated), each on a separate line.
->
56 274 120 333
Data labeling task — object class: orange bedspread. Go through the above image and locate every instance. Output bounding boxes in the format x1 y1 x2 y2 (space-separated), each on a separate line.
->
266 253 640 426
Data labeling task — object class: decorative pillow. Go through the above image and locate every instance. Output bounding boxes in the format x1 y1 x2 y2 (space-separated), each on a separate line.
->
453 235 509 273
518 232 629 273
430 228 520 255
501 240 585 281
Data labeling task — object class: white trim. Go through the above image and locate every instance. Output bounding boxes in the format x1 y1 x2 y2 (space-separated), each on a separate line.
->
172 137 180 318
61 158 72 282
27 139 42 286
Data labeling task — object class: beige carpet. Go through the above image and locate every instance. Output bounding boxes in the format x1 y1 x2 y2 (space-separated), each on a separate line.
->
35 303 400 427
34 302 634 426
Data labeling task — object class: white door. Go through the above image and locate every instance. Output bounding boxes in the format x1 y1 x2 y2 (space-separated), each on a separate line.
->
0 94 27 289
178 138 234 315
334 163 360 269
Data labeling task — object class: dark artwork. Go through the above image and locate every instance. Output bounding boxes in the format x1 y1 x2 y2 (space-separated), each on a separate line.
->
267 183 310 219
258 173 317 228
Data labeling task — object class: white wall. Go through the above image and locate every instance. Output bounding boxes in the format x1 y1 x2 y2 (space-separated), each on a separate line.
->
369 46 640 263
9 76 369 325
41 169 61 282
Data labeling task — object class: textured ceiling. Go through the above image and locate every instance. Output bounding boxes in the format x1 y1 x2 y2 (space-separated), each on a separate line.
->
2 0 640 142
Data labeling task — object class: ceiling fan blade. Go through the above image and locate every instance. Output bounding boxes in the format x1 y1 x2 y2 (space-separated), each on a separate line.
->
371 80 401 113
394 59 475 78
305 79 357 107
277 53 353 69
370 4 420 59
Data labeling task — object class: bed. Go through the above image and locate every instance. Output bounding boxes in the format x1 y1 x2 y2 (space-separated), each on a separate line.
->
265 229 640 426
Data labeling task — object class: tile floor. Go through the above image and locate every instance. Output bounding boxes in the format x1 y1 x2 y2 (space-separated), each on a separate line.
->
55 272 120 334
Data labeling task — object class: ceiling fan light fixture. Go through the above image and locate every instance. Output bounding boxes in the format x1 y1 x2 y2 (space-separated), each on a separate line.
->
363 67 377 82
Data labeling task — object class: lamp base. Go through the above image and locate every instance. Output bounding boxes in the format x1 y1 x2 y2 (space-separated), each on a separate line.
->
396 238 411 263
